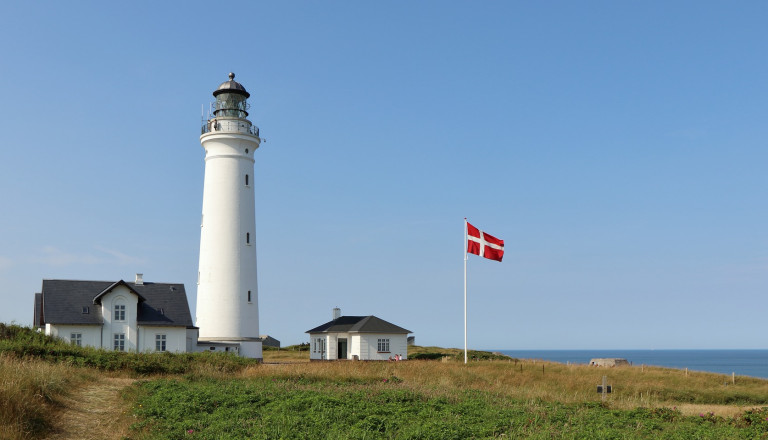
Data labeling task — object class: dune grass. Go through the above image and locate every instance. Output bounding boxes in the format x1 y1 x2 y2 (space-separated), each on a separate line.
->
128 363 768 439
3 324 768 439
0 354 91 440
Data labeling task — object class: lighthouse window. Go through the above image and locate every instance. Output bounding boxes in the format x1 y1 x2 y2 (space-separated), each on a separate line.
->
245 148 249 154
245 174 249 186
247 290 252 302
246 233 250 244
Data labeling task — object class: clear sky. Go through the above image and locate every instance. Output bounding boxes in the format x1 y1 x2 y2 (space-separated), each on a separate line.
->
1 1 766 350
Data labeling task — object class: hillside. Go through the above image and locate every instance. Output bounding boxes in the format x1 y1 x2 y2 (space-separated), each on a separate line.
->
2 324 768 439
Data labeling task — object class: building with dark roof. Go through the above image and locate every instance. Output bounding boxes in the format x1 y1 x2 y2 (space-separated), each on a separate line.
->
306 308 411 361
34 275 198 353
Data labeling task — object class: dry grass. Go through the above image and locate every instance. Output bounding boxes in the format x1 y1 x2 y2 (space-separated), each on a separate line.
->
44 376 135 440
0 354 90 440
255 349 768 416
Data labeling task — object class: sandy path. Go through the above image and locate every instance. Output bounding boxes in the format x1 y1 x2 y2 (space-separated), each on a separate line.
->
45 377 135 440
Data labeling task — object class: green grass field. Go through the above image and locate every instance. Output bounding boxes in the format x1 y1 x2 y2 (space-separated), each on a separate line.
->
2 324 768 439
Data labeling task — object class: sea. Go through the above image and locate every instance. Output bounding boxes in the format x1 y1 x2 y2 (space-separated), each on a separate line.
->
494 350 768 379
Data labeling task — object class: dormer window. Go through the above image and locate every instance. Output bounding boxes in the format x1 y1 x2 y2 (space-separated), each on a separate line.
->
82 306 89 314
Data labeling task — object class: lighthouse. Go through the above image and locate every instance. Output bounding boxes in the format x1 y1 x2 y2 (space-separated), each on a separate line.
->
196 73 262 359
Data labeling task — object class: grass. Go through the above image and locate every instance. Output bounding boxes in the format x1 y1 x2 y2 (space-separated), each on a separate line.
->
3 323 768 439
127 375 768 439
0 353 92 440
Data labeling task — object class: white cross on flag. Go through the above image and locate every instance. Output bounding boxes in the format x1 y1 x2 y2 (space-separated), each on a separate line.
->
466 221 504 262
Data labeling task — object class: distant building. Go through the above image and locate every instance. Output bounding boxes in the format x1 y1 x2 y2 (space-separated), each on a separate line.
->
34 276 197 353
590 358 630 367
259 335 281 348
306 309 411 361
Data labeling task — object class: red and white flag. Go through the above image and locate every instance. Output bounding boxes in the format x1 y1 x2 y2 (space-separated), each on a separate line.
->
466 221 504 262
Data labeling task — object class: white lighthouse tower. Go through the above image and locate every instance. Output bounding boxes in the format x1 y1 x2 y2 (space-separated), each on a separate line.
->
196 73 262 359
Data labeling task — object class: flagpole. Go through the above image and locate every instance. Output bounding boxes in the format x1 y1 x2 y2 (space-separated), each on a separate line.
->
464 218 468 364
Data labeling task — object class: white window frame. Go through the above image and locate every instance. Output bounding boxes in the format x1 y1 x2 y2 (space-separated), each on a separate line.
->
114 304 126 321
114 333 125 351
377 338 390 353
70 332 82 346
155 334 167 352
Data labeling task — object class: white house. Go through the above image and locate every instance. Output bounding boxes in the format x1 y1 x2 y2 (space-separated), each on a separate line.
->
33 276 197 353
306 309 411 361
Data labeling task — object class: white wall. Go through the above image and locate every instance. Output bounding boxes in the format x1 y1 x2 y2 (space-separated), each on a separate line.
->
310 333 408 361
99 286 138 351
358 334 409 361
46 325 101 348
138 326 187 353
239 341 262 359
196 130 261 347
309 335 329 360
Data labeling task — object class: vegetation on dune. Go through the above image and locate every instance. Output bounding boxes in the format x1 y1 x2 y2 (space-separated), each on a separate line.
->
128 377 768 439
0 354 91 440
0 323 256 375
407 345 513 361
3 323 768 439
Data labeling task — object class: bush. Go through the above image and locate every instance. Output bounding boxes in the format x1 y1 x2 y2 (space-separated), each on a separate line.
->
0 324 256 375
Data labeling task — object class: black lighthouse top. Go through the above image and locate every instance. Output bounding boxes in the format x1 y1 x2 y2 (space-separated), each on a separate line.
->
213 72 250 98
212 72 250 118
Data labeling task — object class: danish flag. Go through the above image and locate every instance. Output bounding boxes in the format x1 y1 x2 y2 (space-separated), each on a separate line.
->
466 221 504 262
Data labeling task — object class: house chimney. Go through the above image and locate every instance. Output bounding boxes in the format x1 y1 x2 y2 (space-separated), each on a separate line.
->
332 307 341 320
135 273 144 285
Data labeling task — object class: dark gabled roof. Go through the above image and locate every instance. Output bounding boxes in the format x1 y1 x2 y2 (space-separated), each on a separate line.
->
40 279 193 327
306 315 411 334
93 280 146 304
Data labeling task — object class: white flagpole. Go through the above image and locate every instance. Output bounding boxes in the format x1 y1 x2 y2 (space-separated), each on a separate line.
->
464 218 468 364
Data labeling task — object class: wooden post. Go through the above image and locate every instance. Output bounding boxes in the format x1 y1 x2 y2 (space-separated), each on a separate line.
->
602 376 607 402
732 372 735 385
542 365 545 374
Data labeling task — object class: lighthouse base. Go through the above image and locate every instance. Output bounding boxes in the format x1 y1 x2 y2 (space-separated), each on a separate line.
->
194 339 263 360
239 341 263 359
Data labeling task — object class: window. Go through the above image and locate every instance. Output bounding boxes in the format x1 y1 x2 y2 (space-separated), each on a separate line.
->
155 334 167 352
377 338 390 353
245 174 249 186
71 333 82 346
246 232 250 244
82 306 89 314
247 290 252 303
113 333 125 351
114 304 126 321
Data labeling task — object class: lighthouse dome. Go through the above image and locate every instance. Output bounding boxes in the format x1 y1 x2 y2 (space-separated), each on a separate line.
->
213 72 250 98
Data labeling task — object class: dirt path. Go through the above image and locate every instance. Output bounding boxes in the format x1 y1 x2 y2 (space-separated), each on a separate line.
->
45 377 135 440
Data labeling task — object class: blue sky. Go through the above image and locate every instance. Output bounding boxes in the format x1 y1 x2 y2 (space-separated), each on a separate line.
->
1 1 766 349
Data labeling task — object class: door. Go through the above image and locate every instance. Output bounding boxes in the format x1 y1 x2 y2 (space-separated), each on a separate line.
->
337 338 348 360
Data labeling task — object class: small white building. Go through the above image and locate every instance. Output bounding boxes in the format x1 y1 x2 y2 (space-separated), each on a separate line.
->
34 276 197 353
306 309 411 361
